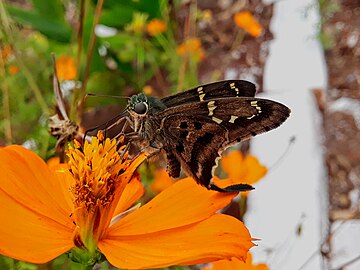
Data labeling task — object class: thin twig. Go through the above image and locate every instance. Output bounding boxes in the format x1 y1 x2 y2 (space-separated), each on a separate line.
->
78 0 104 117
77 0 85 74
297 221 346 270
330 254 360 270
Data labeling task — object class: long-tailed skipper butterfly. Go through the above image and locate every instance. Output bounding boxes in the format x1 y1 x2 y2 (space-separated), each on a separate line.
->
111 80 290 192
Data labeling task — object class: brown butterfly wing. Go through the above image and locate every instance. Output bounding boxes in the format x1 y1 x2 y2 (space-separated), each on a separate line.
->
157 97 290 188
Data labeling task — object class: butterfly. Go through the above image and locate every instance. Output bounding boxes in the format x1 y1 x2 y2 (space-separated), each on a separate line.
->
114 80 290 192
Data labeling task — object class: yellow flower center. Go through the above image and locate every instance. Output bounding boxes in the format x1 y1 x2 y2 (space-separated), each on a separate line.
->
66 134 130 253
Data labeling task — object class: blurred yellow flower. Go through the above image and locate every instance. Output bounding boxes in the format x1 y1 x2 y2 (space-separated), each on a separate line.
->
202 253 269 270
55 55 77 81
150 169 176 194
234 11 263 38
126 13 148 34
202 9 213 21
176 38 205 62
146 19 167 36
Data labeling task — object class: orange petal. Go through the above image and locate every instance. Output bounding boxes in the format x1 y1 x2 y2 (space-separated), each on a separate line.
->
0 146 74 263
52 164 76 214
107 178 237 235
221 151 245 179
150 169 175 194
47 156 60 169
212 177 235 189
243 155 267 184
99 214 254 269
56 55 77 81
203 253 269 270
113 173 145 217
221 151 267 185
234 11 263 38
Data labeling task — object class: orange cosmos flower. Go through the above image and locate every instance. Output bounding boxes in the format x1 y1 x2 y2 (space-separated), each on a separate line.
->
0 44 13 61
8 64 19 75
0 138 254 268
146 19 167 36
234 11 263 38
176 38 205 62
55 55 77 81
214 150 267 191
202 253 269 270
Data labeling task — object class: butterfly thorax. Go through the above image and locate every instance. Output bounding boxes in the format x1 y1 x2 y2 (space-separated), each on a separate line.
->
127 93 167 152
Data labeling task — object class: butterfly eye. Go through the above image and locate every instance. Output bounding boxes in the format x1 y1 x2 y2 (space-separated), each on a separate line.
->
134 102 147 115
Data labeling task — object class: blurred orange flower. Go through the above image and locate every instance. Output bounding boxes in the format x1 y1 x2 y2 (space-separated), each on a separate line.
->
234 11 263 38
8 65 19 75
0 136 254 268
0 44 13 61
150 168 176 194
146 19 167 36
143 85 154 95
55 55 77 80
176 38 205 62
202 253 269 270
214 150 267 191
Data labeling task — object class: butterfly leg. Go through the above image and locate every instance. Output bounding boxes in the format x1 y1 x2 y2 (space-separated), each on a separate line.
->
114 131 139 160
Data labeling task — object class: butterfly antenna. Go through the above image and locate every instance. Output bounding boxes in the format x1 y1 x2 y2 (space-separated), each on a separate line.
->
83 109 128 142
86 93 130 100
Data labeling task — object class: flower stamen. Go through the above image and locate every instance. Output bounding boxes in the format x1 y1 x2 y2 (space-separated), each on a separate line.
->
66 132 134 253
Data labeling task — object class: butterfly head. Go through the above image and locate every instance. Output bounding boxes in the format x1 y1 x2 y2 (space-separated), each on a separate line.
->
128 93 166 116
128 93 149 116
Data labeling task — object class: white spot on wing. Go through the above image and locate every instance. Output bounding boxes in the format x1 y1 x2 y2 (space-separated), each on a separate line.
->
229 115 238 123
229 82 239 95
197 87 205 101
250 100 262 115
207 101 217 116
212 116 223 124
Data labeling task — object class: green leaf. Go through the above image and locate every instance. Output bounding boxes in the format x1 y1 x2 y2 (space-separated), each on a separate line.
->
100 0 162 28
100 5 136 27
102 0 161 18
31 0 65 21
6 5 71 43
101 33 134 47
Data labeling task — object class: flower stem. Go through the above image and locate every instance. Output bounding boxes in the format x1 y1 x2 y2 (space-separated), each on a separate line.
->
78 0 104 121
0 50 12 144
239 195 248 221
